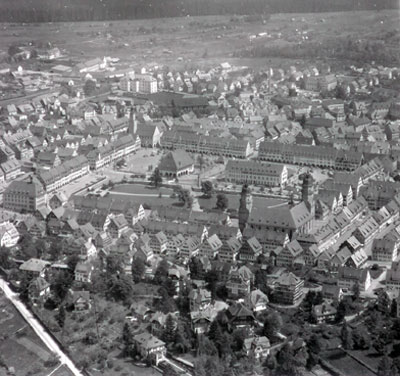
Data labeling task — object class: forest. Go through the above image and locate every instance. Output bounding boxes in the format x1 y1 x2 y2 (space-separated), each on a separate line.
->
0 0 398 23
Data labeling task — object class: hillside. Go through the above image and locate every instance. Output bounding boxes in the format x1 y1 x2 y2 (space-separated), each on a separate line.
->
0 0 398 23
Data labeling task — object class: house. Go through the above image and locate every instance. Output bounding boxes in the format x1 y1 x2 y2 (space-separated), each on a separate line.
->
274 240 303 267
200 234 223 259
386 261 400 291
189 288 212 312
337 266 371 292
243 336 271 360
226 269 251 298
158 150 194 178
245 289 269 313
66 290 91 312
346 249 368 269
312 302 337 323
149 232 168 255
273 271 304 305
49 192 68 210
135 123 162 147
239 236 263 262
321 284 343 302
0 221 20 248
74 262 94 283
28 277 50 302
227 302 255 329
133 332 166 365
19 258 49 278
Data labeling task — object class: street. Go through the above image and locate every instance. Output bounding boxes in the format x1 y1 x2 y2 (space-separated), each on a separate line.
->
0 278 83 376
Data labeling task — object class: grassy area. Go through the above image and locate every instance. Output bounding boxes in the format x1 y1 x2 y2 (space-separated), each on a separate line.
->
322 349 377 376
198 194 287 212
109 184 179 209
37 286 159 376
0 294 57 376
0 10 396 72
112 183 174 196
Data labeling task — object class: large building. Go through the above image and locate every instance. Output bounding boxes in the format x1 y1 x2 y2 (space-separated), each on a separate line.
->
37 155 90 193
162 130 253 159
258 141 363 171
273 271 304 305
3 179 47 213
86 134 141 170
158 150 194 178
225 160 288 187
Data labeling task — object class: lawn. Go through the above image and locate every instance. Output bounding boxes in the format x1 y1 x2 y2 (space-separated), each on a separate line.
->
322 349 377 376
112 183 174 196
198 194 287 212
0 294 57 376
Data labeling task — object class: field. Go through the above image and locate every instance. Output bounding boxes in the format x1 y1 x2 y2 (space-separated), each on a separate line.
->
0 292 63 376
322 349 377 376
0 10 398 72
109 183 179 208
198 193 287 212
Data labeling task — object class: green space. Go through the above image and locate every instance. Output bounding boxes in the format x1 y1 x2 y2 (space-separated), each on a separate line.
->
322 349 376 376
0 294 59 376
109 184 179 208
198 193 287 212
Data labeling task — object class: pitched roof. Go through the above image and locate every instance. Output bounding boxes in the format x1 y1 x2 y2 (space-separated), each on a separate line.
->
158 150 194 172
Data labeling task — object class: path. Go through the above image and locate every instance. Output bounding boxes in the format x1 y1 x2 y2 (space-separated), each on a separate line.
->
0 278 83 376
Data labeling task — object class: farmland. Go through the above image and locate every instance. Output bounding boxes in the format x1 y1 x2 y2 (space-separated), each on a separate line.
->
0 292 64 376
0 10 398 73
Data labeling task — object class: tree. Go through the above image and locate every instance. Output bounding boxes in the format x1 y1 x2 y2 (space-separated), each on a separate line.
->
51 271 73 303
175 187 193 208
162 314 176 345
106 274 133 302
8 45 21 56
263 312 283 339
352 282 360 301
391 299 398 318
83 79 96 97
352 326 371 350
340 322 353 350
131 257 145 283
238 184 249 233
377 291 391 315
374 330 390 355
0 247 14 269
378 354 393 376
105 254 123 276
216 193 228 211
201 180 214 198
149 167 162 188
154 259 169 284
56 305 66 328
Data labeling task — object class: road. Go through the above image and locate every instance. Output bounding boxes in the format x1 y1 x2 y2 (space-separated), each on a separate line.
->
0 278 83 376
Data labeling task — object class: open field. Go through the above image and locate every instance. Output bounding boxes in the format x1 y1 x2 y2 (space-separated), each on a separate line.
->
0 10 398 72
322 349 377 376
0 292 60 376
109 183 179 208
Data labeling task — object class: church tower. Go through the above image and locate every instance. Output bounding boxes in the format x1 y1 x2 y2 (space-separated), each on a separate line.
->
301 172 315 217
239 184 252 233
128 107 137 135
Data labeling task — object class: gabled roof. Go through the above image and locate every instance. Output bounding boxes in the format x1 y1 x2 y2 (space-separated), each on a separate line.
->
158 150 194 172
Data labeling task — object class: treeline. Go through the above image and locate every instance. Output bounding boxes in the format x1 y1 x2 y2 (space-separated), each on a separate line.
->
241 36 400 67
0 0 398 23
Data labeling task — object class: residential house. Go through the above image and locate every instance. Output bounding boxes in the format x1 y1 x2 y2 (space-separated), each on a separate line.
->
273 271 304 305
337 266 371 292
133 332 166 365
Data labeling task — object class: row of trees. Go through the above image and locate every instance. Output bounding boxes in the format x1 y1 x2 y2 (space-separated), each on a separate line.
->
0 0 395 23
